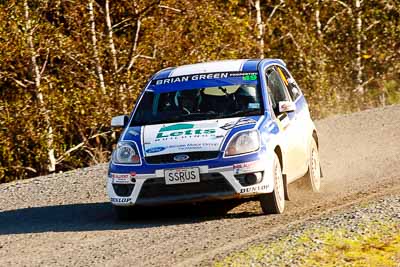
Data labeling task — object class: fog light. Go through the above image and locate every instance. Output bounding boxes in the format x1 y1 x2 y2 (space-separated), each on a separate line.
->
245 172 263 185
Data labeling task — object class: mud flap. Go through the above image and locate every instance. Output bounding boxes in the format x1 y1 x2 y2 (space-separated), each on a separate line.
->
283 174 290 200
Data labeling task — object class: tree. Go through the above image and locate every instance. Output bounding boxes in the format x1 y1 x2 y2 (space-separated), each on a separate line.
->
255 0 264 58
24 0 56 172
0 0 398 183
355 0 364 94
88 0 106 94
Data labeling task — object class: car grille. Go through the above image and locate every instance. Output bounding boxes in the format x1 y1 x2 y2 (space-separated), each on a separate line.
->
112 184 135 197
138 173 234 200
145 151 220 164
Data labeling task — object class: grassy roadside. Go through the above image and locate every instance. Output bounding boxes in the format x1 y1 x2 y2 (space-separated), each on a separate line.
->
215 221 400 266
214 200 400 266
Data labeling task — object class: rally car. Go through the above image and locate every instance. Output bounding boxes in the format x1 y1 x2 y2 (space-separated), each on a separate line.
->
108 59 321 219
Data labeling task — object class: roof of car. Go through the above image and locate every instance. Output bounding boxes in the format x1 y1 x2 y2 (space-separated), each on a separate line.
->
152 58 285 80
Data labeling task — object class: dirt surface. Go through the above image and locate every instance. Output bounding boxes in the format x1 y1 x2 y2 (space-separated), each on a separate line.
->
1 105 400 266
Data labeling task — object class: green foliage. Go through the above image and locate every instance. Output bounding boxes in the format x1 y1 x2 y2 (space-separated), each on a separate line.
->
0 0 399 182
214 221 400 266
303 222 400 266
386 80 400 105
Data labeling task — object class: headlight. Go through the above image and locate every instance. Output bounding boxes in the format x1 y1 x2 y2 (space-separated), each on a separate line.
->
225 130 260 156
112 141 141 164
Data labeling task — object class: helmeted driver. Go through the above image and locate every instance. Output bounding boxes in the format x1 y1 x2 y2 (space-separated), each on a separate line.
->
174 89 202 113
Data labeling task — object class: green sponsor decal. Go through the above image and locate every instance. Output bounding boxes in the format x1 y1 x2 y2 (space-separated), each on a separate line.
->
243 74 257 81
159 123 194 132
156 123 216 138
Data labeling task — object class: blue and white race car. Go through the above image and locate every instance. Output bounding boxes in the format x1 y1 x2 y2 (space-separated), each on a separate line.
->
108 59 321 219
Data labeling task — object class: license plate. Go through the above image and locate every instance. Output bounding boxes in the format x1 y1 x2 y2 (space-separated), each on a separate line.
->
164 168 200 185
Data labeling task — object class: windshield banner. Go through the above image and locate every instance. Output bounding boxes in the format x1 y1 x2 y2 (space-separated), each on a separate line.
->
148 72 258 93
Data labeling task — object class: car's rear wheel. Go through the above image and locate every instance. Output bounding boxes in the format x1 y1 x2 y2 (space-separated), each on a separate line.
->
303 138 321 192
113 205 134 221
259 153 285 214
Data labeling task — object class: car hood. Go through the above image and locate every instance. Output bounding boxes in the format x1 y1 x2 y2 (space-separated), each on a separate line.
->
142 117 258 157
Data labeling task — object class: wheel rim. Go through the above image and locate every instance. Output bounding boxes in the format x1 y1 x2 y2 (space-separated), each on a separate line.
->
311 147 321 190
275 160 285 211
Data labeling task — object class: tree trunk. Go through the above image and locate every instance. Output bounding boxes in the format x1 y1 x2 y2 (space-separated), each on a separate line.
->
316 0 322 37
88 0 106 94
314 0 334 111
255 0 264 59
315 1 326 83
105 0 118 73
355 0 363 94
24 0 56 172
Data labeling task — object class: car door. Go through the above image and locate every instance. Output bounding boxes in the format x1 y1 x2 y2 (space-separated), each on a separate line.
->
276 66 310 178
266 67 304 181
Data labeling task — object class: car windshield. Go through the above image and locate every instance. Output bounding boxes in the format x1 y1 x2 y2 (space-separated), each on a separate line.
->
130 72 263 126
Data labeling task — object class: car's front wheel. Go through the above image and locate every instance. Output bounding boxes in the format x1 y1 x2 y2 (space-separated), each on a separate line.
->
259 153 285 214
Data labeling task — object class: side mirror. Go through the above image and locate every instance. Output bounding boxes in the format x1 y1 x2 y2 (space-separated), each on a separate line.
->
278 101 296 113
111 115 129 128
287 78 301 97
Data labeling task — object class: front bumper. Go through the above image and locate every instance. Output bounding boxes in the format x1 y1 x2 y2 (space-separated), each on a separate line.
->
107 152 276 206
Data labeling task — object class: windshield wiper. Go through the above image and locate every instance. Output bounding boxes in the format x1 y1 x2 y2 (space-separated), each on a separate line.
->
131 115 182 126
181 111 218 120
223 109 262 118
132 112 219 126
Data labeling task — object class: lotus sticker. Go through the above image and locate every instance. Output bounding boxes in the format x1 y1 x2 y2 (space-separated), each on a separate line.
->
155 123 216 140
142 119 244 156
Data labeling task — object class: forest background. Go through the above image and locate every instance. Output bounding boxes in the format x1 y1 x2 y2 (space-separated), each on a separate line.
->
0 0 399 183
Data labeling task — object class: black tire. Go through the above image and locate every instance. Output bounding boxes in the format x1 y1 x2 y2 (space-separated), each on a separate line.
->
259 153 285 214
303 138 321 192
113 205 135 221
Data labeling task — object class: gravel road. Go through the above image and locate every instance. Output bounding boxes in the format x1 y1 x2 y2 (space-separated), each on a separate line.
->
1 105 400 266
